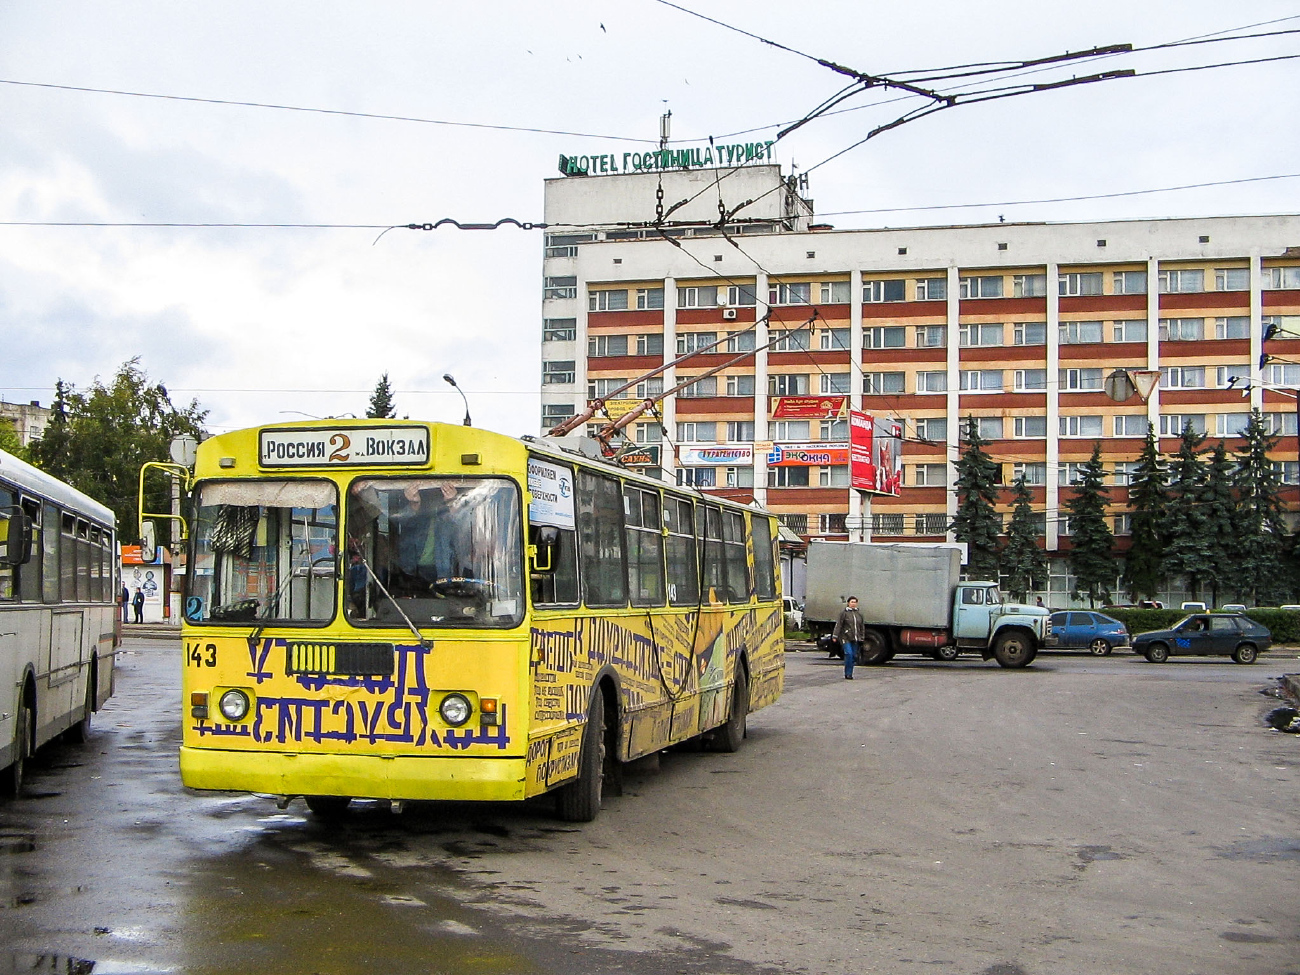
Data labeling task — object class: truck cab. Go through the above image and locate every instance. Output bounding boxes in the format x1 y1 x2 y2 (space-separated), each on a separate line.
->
954 582 1050 666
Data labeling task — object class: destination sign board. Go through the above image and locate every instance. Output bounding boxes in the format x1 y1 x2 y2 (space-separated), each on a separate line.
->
259 426 430 468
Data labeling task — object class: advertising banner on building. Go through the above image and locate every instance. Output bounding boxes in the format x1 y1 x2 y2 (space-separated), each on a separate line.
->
849 410 874 490
677 445 754 467
766 443 850 467
771 396 847 420
588 397 643 420
848 411 904 496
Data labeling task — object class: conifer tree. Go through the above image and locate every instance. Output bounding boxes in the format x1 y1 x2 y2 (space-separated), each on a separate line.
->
1063 444 1114 606
1001 474 1047 601
949 418 1002 582
1232 409 1289 604
366 373 397 419
1200 441 1238 605
1162 423 1211 602
1123 424 1167 602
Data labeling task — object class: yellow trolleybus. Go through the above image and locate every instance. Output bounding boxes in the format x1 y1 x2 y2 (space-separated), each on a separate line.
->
170 420 784 820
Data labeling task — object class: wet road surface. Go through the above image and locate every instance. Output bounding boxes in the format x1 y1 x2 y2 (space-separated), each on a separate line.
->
1 638 1298 974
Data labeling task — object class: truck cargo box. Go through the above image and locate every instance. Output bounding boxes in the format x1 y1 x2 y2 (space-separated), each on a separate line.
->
804 541 962 630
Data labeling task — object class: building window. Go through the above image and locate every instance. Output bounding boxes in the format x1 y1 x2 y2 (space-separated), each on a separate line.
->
821 373 851 395
914 463 948 486
1263 267 1300 290
1059 320 1104 344
1159 318 1205 342
915 324 947 348
1215 364 1250 388
1112 462 1138 486
820 281 851 304
677 331 718 355
769 374 810 396
634 423 663 443
864 372 905 394
1113 414 1148 437
1113 513 1133 536
726 284 758 306
1059 463 1087 486
1158 269 1205 294
1013 415 1047 438
636 377 664 399
770 420 810 441
1160 365 1205 389
916 371 947 393
1013 369 1047 392
544 318 577 342
1060 368 1103 391
820 328 851 350
678 285 718 308
1214 268 1250 292
864 326 906 349
818 512 848 533
1214 413 1252 438
635 333 664 357
768 467 810 487
916 277 947 301
1060 415 1103 437
1013 462 1047 485
964 416 1004 440
960 275 1003 299
1159 414 1206 436
677 467 716 487
1267 362 1300 385
543 360 576 385
725 374 756 397
636 287 665 310
1271 461 1300 484
770 282 811 306
677 421 716 442
1264 413 1299 436
725 330 756 353
915 416 947 441
958 323 1004 347
1112 270 1148 295
959 369 1003 392
872 513 905 535
588 334 628 357
588 377 628 399
863 279 906 303
678 376 717 398
772 329 811 352
1059 272 1103 296
819 466 851 487
727 420 755 441
1012 274 1047 298
915 513 950 535
1013 322 1046 345
725 466 755 488
589 289 629 311
541 403 576 427
1215 316 1250 340
544 276 578 300
1113 320 1147 343
820 418 848 441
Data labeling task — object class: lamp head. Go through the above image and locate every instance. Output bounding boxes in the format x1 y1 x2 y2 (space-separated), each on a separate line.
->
443 373 458 388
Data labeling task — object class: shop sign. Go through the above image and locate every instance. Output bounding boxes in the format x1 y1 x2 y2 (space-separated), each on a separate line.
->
558 141 775 177
766 443 849 467
678 445 753 467
589 397 645 420
772 396 846 420
618 445 661 467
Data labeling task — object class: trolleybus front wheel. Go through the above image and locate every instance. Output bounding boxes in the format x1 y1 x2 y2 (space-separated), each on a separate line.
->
305 795 352 817
557 693 606 823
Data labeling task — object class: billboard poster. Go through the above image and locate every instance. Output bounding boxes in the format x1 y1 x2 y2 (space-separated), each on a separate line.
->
527 458 575 529
766 443 850 467
849 410 874 490
677 445 753 467
872 416 903 496
771 396 846 420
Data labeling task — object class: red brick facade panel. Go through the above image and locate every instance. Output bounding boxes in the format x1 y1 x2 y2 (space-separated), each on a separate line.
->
676 307 757 325
1058 294 1148 314
588 309 664 328
1158 291 1247 312
959 297 1045 316
862 300 946 319
766 487 847 505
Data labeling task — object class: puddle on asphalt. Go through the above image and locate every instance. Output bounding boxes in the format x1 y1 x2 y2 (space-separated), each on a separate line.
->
1217 837 1300 861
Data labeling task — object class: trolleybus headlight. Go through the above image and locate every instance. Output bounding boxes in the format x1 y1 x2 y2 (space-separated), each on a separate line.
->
439 693 472 727
218 689 251 722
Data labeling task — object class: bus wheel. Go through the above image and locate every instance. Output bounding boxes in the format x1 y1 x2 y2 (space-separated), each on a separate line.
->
712 668 749 754
66 667 95 745
557 693 605 823
1 704 32 799
305 796 352 817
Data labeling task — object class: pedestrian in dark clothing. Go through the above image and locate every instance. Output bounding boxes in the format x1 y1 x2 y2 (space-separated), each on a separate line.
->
132 588 145 624
834 596 867 680
121 585 130 623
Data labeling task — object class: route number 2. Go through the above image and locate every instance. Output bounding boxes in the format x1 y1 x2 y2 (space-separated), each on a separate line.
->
187 642 217 667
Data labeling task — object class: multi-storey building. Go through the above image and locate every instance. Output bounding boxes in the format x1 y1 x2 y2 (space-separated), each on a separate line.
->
539 164 1300 604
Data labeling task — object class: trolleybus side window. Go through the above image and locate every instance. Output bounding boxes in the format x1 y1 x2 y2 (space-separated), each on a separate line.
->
624 486 665 608
60 513 76 602
527 457 579 608
344 477 523 628
77 519 91 602
41 502 59 604
190 480 339 624
751 515 777 601
722 510 750 603
19 499 41 602
0 485 13 600
664 496 699 606
576 470 626 608
696 504 725 603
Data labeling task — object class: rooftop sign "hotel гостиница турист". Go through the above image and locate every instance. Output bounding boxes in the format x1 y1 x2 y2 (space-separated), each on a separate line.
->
557 141 776 176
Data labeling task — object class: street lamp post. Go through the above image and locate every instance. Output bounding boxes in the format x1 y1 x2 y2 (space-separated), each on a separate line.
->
443 374 472 427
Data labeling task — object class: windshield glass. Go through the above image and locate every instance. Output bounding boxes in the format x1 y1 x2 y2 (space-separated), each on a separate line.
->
189 480 338 624
985 587 1002 605
345 477 522 628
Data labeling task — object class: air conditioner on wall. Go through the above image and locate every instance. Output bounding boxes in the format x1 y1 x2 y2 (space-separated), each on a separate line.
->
722 308 738 320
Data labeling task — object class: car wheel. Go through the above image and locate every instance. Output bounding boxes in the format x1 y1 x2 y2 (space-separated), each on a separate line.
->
1232 643 1258 665
1088 638 1111 656
1146 642 1169 663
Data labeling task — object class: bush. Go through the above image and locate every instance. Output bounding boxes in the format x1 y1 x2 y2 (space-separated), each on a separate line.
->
1102 607 1300 644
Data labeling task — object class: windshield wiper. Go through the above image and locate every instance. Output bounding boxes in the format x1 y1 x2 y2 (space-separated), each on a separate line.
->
353 552 434 649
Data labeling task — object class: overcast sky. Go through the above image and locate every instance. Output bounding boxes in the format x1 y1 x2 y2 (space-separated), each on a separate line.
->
2 1 1297 437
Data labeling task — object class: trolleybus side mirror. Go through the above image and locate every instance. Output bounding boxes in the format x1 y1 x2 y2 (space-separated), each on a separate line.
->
0 508 33 566
532 525 560 573
139 520 158 564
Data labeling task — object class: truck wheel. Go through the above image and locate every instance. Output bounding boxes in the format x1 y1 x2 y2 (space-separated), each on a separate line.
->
934 645 960 662
992 631 1036 668
858 630 890 665
712 668 749 753
557 692 606 822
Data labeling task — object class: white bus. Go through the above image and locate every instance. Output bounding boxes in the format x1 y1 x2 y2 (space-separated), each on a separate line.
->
0 448 119 796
